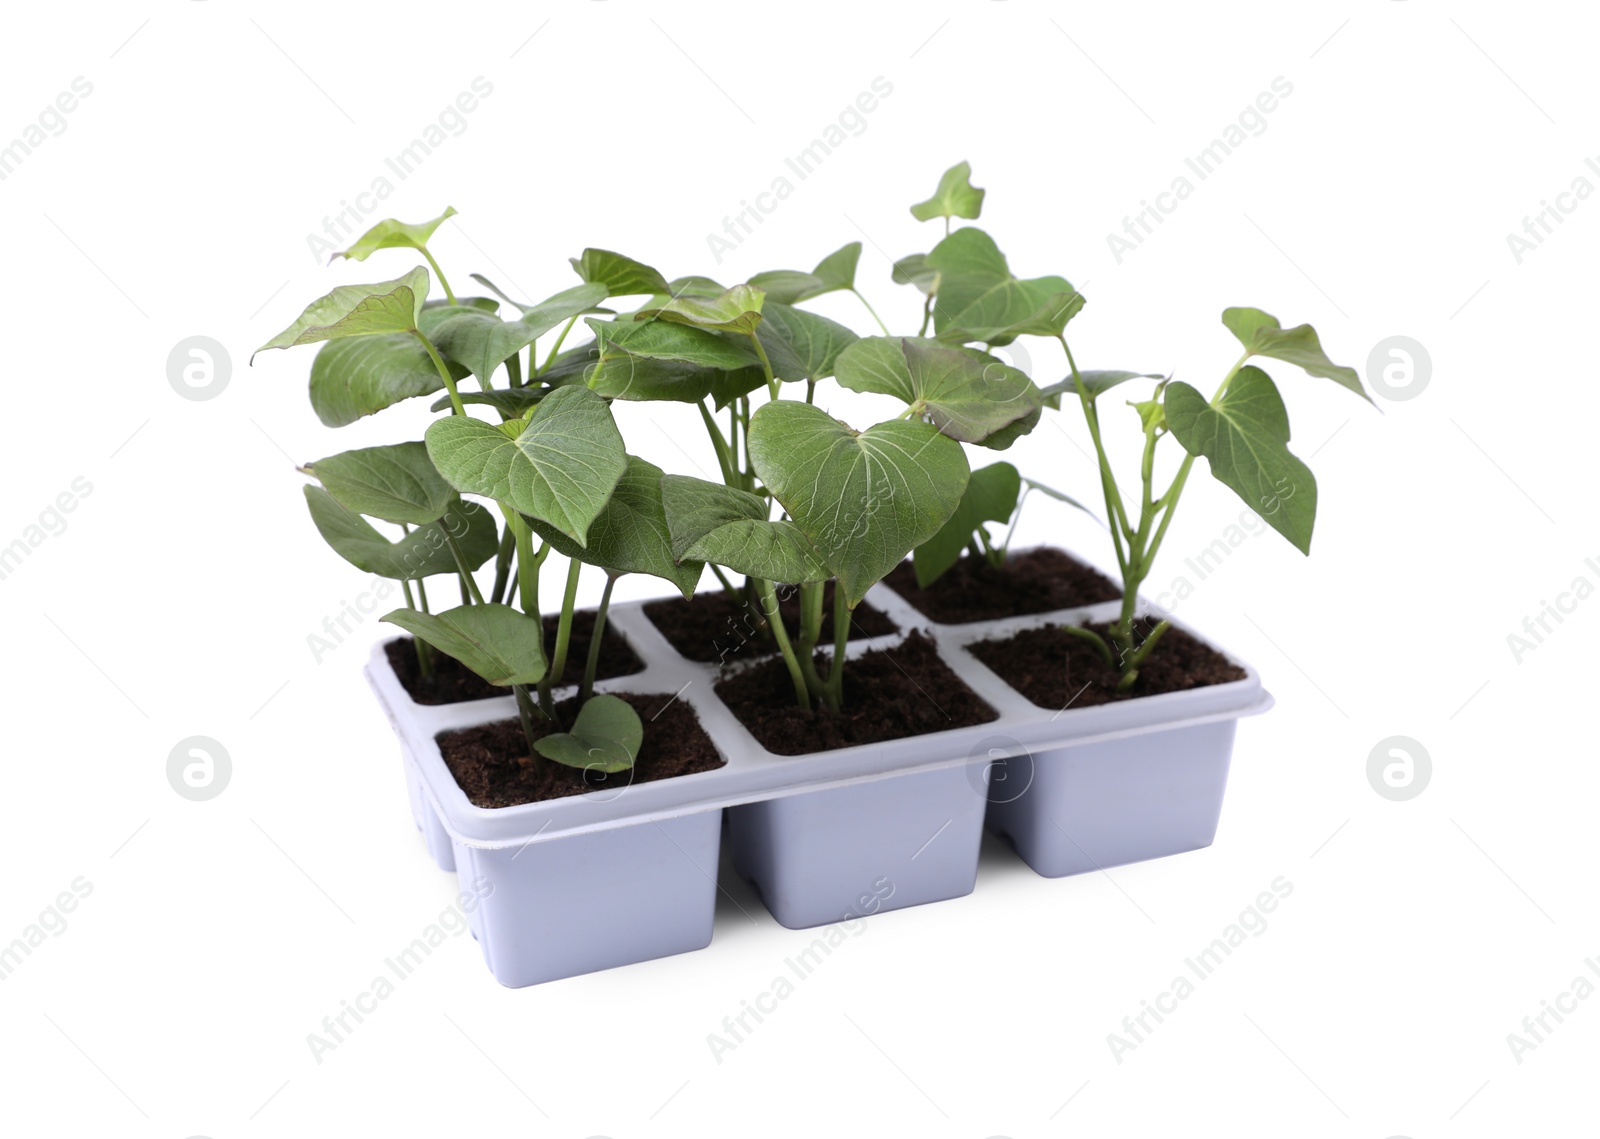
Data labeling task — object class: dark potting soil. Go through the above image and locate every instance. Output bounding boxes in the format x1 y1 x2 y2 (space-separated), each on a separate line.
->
714 630 997 755
969 619 1246 710
883 546 1121 625
437 692 724 808
384 609 643 705
644 581 899 664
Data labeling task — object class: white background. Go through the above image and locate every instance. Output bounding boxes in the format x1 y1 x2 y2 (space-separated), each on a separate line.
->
1 1 1595 1135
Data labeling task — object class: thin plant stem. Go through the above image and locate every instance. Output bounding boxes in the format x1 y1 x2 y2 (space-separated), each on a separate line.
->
421 247 455 305
490 526 516 604
709 563 743 607
579 575 617 703
851 288 890 335
698 401 737 486
757 578 809 709
826 584 849 712
413 330 464 416
746 332 778 400
538 313 580 376
549 556 582 686
400 576 434 679
442 526 485 604
512 684 542 764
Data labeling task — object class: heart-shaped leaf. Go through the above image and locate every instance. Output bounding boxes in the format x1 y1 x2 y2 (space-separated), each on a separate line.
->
1222 307 1371 403
660 475 767 560
588 354 719 403
331 207 457 263
380 602 547 687
1165 366 1318 554
637 284 765 335
304 486 497 579
425 386 627 545
523 457 704 598
756 302 859 382
661 476 830 584
893 253 940 295
749 242 862 303
429 388 549 417
306 441 455 525
661 275 727 300
834 336 1041 444
683 520 831 585
911 161 985 222
255 267 430 360
587 317 758 371
430 284 609 384
925 229 1083 345
748 401 970 606
1038 370 1164 407
535 694 643 773
309 331 467 428
570 248 670 297
912 461 1021 587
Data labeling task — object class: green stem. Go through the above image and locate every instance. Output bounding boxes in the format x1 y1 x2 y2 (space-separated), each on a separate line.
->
757 578 809 709
415 575 431 614
826 584 849 712
709 563 743 607
918 293 933 337
737 396 753 489
538 313 580 376
400 577 434 679
505 349 522 390
805 379 816 405
421 247 455 305
851 288 891 335
698 401 737 486
442 526 485 604
512 684 542 764
1116 620 1171 692
795 581 828 703
550 556 582 686
579 575 617 704
413 330 464 416
504 509 555 719
746 331 778 400
1060 623 1116 668
490 526 516 605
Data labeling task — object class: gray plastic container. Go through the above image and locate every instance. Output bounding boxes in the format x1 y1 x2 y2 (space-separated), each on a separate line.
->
884 578 1274 880
366 565 1271 984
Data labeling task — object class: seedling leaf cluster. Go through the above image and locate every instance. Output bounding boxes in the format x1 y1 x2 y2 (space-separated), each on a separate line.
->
263 161 1369 770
